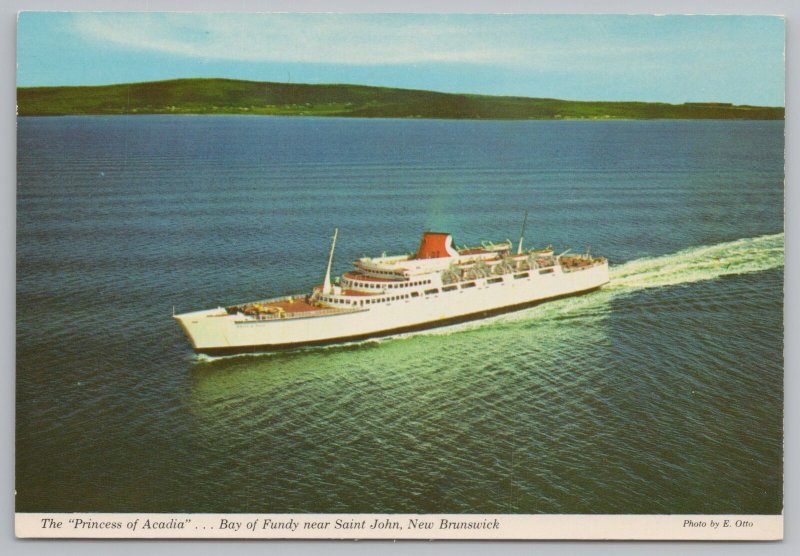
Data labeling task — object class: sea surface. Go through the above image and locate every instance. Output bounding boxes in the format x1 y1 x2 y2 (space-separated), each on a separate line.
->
16 116 784 514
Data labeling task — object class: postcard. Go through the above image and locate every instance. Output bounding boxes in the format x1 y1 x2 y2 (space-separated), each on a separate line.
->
15 12 784 540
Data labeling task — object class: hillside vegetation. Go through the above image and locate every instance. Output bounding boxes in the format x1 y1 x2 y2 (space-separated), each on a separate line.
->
17 78 784 120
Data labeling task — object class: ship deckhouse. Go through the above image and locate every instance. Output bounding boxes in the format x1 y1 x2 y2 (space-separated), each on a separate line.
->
353 232 513 277
319 231 567 308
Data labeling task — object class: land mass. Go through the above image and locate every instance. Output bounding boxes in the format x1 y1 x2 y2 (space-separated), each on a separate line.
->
17 78 784 120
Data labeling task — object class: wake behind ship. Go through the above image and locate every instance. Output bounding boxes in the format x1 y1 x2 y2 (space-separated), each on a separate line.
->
174 228 609 355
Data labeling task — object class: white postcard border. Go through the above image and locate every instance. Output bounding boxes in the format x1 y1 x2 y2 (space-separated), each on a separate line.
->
15 513 783 540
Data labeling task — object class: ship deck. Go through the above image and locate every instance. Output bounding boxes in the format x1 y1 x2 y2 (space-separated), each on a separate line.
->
264 298 323 314
232 296 358 321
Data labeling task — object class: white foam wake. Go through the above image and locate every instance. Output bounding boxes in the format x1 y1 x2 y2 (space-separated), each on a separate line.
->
608 233 784 292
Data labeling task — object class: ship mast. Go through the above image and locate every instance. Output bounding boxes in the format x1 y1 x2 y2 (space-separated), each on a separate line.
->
322 228 339 294
517 209 529 255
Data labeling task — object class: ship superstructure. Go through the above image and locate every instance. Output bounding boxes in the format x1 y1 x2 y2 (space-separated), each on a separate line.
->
174 226 609 355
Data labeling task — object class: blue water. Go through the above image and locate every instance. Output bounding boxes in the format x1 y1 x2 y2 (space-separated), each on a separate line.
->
16 116 783 514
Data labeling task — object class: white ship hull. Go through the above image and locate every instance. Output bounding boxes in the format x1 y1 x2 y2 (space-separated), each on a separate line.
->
175 261 609 356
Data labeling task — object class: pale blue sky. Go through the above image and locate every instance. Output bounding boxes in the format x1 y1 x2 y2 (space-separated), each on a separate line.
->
17 13 785 105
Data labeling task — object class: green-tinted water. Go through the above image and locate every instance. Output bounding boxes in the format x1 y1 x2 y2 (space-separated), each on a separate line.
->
17 117 783 513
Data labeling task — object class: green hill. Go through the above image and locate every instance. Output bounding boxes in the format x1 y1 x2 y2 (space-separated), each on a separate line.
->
17 78 784 120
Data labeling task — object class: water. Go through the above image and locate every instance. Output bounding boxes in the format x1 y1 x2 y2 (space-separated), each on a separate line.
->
16 116 783 514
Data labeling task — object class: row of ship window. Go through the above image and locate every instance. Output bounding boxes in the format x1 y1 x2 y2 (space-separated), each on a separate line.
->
344 278 433 290
327 270 547 307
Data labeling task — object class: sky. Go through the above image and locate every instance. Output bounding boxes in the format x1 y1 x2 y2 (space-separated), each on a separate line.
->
16 13 786 106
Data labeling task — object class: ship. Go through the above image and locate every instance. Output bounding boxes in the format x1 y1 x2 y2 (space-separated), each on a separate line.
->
174 220 609 356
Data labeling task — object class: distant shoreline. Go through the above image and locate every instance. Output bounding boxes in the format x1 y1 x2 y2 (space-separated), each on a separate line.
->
17 114 785 122
17 78 785 120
